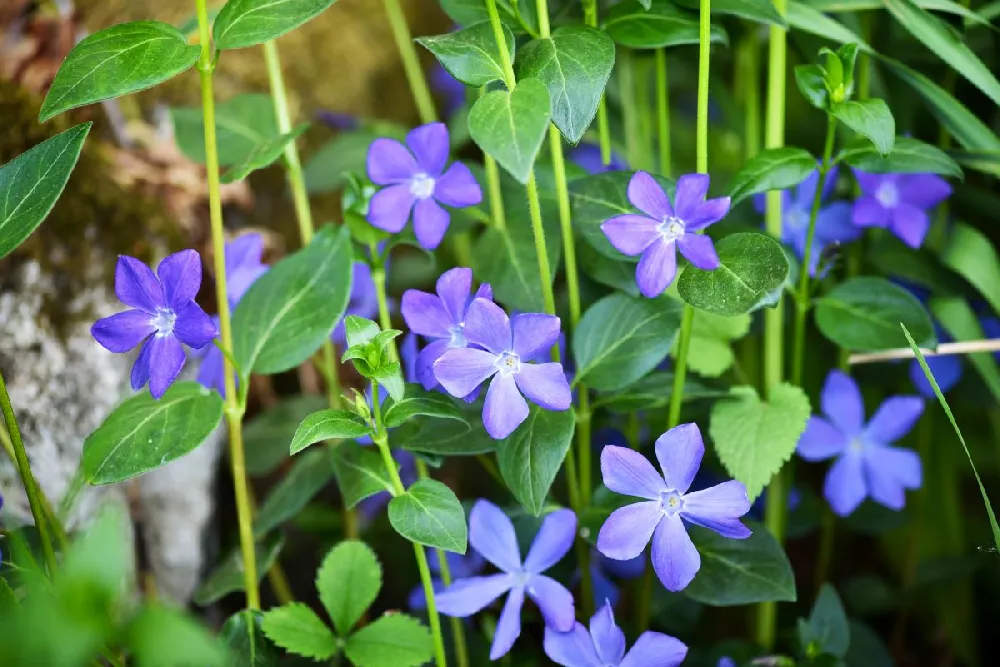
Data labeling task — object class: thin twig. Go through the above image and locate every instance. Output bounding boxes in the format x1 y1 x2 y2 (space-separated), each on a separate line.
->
848 338 1000 365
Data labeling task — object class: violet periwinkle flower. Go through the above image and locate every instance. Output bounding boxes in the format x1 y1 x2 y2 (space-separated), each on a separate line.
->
797 370 923 517
601 172 730 298
718 658 737 667
433 298 572 439
436 500 577 659
431 64 467 119
569 143 629 174
597 424 751 592
92 251 217 399
544 600 687 667
408 549 486 611
401 267 493 393
366 122 482 250
852 171 952 248
909 326 963 398
332 261 381 346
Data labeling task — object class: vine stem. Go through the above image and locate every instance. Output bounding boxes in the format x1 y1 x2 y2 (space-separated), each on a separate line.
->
0 422 67 550
381 0 436 125
0 370 58 574
654 48 671 175
194 0 259 610
581 0 612 166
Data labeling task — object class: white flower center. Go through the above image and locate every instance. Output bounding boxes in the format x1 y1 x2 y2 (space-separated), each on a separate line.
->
876 182 899 208
495 351 521 376
659 489 684 516
410 172 436 199
448 324 467 348
848 436 866 454
659 215 686 241
150 308 176 337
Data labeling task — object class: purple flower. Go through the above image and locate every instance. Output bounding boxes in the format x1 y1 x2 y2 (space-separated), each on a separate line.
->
436 500 577 660
544 600 687 667
569 143 629 174
852 172 952 248
433 299 572 439
92 251 217 399
366 122 482 249
596 423 751 592
431 64 467 119
332 261 380 346
601 172 730 298
401 267 493 392
409 548 486 611
797 370 923 517
316 110 360 131
718 659 737 667
909 327 963 398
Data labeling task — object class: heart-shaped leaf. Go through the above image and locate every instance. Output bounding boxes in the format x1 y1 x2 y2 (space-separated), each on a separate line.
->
330 445 396 509
213 0 339 50
388 479 468 553
468 77 551 184
497 407 575 515
831 99 895 156
417 21 515 87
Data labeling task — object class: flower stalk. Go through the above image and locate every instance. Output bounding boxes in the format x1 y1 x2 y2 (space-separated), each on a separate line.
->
381 0 437 125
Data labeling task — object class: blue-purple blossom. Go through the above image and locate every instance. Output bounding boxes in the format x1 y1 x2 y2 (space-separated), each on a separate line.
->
753 167 860 276
316 110 360 131
909 326 963 398
597 424 751 592
852 171 952 248
408 548 486 611
332 261 381 346
431 64 467 119
601 172 730 298
543 600 687 667
436 500 577 660
569 143 629 174
366 122 482 249
401 267 493 393
797 370 923 517
92 251 217 399
433 298 572 439
718 658 737 667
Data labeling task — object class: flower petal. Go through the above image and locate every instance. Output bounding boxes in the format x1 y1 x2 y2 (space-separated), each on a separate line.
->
866 443 922 490
601 214 660 256
863 449 910 510
414 197 451 250
635 238 677 298
590 601 626 665
406 122 449 176
853 169 885 194
526 575 576 632
672 173 710 220
115 255 164 313
889 203 930 249
909 354 962 398
619 631 689 667
433 347 498 401
369 184 416 233
628 171 672 219
157 249 202 311
196 344 226 395
464 297 512 354
146 335 186 399
650 514 700 592
682 481 752 539
825 451 867 517
514 362 572 411
367 137 418 184
852 196 889 228
821 370 865 436
416 339 451 391
864 396 923 444
597 501 662 560
402 289 452 338
483 373 529 439
436 573 515 616
490 586 524 660
435 161 482 207
898 174 951 209
91 310 153 353
225 233 264 275
435 267 473 324
815 201 862 246
654 423 704 494
797 416 848 461
685 196 730 230
677 233 720 270
173 302 218 349
512 313 561 360
524 508 577 574
601 445 667 500
469 499 522 572
544 623 602 667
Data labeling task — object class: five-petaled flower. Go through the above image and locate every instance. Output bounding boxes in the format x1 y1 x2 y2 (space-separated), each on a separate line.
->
436 500 577 660
597 423 751 592
852 171 951 249
797 370 923 517
409 548 486 611
433 298 572 439
401 267 492 393
366 122 482 249
544 600 687 667
601 171 730 298
92 251 217 399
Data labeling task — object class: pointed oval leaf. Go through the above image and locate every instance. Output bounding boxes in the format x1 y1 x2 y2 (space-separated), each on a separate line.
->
220 610 281 667
221 124 309 183
675 0 787 24
290 409 373 455
255 449 335 536
837 136 962 178
214 0 339 50
497 407 576 515
942 222 1000 314
260 603 336 661
384 386 467 429
245 395 327 476
930 297 1000 404
786 2 870 49
604 0 728 49
172 94 278 166
392 401 496 456
728 147 817 205
344 614 434 667
195 533 284 605
330 445 396 509
317 540 382 636
830 99 895 156
814 276 936 351
0 122 91 258
803 585 850 658
468 77 551 183
417 21 515 87
388 479 468 553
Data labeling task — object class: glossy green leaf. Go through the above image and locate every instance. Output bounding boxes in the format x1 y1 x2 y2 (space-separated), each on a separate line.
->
516 26 616 143
344 614 434 667
438 0 523 31
417 21 515 87
384 386 467 429
0 122 91 258
172 94 278 166
573 293 683 391
831 99 894 155
837 136 962 178
808 0 992 26
681 311 752 377
815 277 936 351
497 407 575 515
40 22 199 121
244 395 327 476
255 449 334 536
127 604 231 667
331 444 395 509
214 0 339 50
604 0 728 49
290 409 373 455
800 585 850 658
221 124 309 183
260 603 336 661
941 222 1000 314
709 384 811 499
727 147 817 205
786 2 871 49
594 371 727 413
233 225 352 375
305 132 384 193
469 77 551 183
392 400 496 456
676 0 787 24
578 242 640 296
82 382 223 485
220 610 281 667
317 540 382 636
677 232 790 316
388 479 468 553
794 64 829 110
930 297 1000 404
195 533 284 605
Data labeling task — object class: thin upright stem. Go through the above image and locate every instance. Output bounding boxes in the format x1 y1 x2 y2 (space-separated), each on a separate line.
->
620 49 640 168
587 0 612 168
655 49 671 175
195 0 258 610
0 423 67 550
381 0 437 125
742 31 761 161
0 370 58 574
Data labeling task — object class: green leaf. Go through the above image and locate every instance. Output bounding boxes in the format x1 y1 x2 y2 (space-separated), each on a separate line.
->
837 136 962 178
573 293 683 391
830 99 895 156
794 63 830 110
392 401 497 456
676 0 787 25
82 382 223 485
417 21 514 87
0 122 91 259
594 371 726 413
40 22 199 122
604 0 728 49
468 78 551 184
685 521 797 605
902 325 1000 555
578 242 640 296
801 584 850 658
331 444 395 509
930 297 1000 404
255 449 335 536
677 232 789 316
373 364 406 402
316 540 382 636
345 316 382 348
497 407 576 515
290 409 373 455
709 384 811 499
941 222 1000 314
260 603 337 661
814 277 936 351
681 311 752 377
344 614 434 667
221 124 309 183
233 225 352 375
384 386 467 428
220 610 281 667
195 533 284 605
845 620 894 667
727 147 817 205
388 479 468 553
127 604 231 667
304 132 378 193
516 26 616 143
244 395 327 476
438 0 523 31
172 94 278 166
883 0 1000 107
214 0 339 50
786 2 871 49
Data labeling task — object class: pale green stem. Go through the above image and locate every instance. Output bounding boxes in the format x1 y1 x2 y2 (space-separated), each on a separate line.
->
0 422 67 550
381 0 437 124
655 48 671 175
